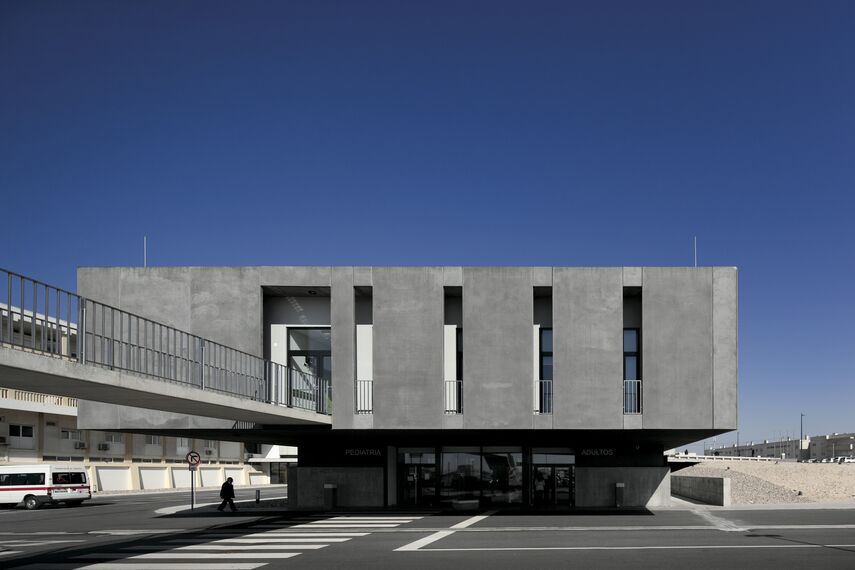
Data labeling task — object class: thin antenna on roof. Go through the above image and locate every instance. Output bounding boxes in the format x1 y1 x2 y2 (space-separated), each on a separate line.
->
693 236 697 267
144 236 147 268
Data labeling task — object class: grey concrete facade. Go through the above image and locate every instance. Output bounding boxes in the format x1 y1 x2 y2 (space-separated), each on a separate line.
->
73 265 737 509
554 268 624 429
78 265 737 434
373 267 444 429
463 267 533 429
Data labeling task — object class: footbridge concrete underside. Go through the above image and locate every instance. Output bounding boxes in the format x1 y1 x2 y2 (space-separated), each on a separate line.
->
0 347 332 427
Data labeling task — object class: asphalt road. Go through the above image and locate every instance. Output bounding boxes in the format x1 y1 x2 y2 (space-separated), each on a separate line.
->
1 493 854 569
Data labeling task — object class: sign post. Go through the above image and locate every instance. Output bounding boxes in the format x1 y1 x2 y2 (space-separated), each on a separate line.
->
186 450 201 511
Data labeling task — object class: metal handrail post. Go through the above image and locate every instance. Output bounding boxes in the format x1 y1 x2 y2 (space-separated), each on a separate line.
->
199 339 205 389
78 300 87 364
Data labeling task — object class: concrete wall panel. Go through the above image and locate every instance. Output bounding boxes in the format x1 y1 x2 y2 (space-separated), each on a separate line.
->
189 267 261 355
463 267 533 429
554 268 623 429
642 268 713 429
79 267 192 332
713 267 738 430
575 466 670 507
331 268 356 429
256 266 332 288
373 267 444 429
79 267 262 356
292 467 384 509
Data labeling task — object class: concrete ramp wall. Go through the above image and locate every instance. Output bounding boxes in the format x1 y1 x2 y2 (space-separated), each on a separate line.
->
575 467 671 507
672 475 731 506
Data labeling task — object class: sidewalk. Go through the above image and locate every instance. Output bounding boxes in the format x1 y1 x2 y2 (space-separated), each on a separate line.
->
94 484 287 498
666 495 855 511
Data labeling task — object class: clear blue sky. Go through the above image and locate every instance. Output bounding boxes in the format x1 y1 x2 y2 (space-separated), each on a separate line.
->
1 1 853 450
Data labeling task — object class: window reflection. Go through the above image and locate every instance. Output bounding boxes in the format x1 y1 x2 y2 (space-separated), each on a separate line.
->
440 449 481 502
481 450 523 505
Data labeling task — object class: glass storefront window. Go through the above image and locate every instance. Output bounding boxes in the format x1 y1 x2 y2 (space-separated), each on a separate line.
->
481 447 523 505
440 448 481 502
532 448 575 464
400 448 435 465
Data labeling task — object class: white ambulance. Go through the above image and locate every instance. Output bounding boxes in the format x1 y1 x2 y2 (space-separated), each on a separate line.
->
0 464 91 509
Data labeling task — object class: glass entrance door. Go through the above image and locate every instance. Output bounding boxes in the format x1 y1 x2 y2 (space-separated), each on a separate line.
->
532 465 574 507
402 465 437 506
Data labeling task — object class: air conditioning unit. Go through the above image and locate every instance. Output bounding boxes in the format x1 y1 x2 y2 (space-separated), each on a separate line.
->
0 436 7 445
74 441 87 449
204 449 214 455
97 443 110 451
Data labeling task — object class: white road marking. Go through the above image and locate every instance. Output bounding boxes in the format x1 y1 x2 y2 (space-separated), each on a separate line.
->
397 511 499 552
166 538 350 544
291 523 398 528
90 529 186 536
690 508 747 532
166 538 340 544
222 532 369 537
0 530 86 536
413 544 855 552
174 544 334 550
0 550 23 556
78 552 301 559
16 562 267 570
0 539 85 546
450 513 494 529
330 517 422 520
395 530 456 552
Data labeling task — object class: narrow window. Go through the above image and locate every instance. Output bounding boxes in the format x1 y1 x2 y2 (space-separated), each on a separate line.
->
623 327 641 413
444 287 463 414
623 286 642 414
355 286 374 414
540 329 553 381
623 329 639 380
534 287 553 414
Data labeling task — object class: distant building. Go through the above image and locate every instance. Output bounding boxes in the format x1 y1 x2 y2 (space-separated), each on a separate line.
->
705 433 854 461
0 386 273 491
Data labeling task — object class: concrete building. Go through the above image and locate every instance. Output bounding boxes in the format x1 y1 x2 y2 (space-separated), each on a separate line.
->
0 386 272 491
72 266 738 509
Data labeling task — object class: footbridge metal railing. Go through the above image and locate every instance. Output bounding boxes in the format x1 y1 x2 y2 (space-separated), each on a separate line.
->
0 268 331 415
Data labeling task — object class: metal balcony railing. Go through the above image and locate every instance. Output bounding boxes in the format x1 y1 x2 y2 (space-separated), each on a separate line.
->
355 379 373 414
535 379 553 414
623 379 642 414
444 380 462 414
0 268 331 415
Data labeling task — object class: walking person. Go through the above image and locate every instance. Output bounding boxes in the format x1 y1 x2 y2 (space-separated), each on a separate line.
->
217 477 237 512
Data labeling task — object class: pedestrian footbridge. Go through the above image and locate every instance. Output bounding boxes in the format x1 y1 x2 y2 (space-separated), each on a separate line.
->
0 268 332 426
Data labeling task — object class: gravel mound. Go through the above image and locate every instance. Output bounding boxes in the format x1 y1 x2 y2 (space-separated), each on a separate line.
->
676 460 855 504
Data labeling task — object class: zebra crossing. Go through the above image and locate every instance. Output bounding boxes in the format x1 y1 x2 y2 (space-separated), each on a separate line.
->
11 514 424 569
0 538 86 559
